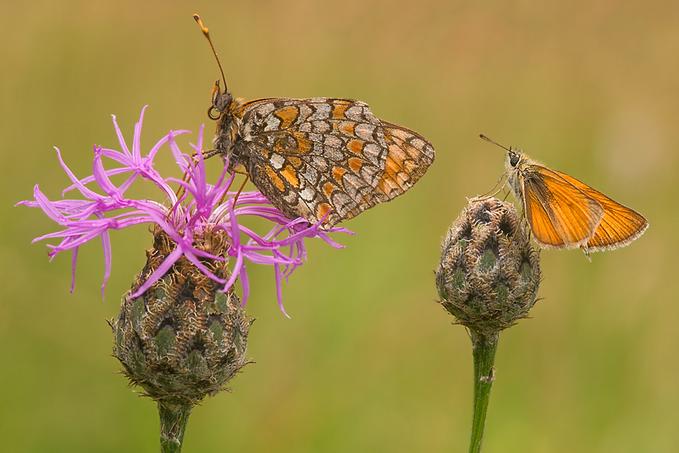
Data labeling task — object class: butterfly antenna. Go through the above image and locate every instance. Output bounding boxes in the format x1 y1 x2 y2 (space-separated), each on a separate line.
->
193 14 228 93
479 134 512 152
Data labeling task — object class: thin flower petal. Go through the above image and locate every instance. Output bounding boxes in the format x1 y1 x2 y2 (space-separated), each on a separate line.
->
132 105 147 162
100 227 112 297
54 147 102 200
21 107 351 313
111 114 131 157
223 251 244 293
70 247 78 293
239 262 250 306
183 249 226 284
32 185 67 223
92 147 121 197
147 129 190 161
273 263 291 319
130 247 183 299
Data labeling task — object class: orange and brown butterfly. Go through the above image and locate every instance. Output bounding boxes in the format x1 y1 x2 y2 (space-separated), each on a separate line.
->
480 134 648 253
193 15 435 227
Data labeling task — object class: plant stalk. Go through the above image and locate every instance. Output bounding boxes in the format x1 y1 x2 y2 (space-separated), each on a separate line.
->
468 331 499 453
158 402 192 453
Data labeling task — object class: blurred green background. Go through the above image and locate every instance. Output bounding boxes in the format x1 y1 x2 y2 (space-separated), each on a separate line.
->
2 1 677 452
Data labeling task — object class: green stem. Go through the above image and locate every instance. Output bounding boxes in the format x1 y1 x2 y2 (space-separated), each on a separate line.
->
468 332 499 453
158 402 192 453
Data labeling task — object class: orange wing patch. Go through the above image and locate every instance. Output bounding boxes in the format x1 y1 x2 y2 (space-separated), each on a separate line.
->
280 165 300 188
265 165 286 192
522 166 604 248
548 170 648 251
374 124 435 199
322 182 336 198
288 156 303 168
332 166 347 184
274 105 300 129
523 183 570 247
347 139 365 154
377 152 408 196
332 101 351 119
339 121 356 136
348 157 363 173
290 132 312 154
316 202 332 220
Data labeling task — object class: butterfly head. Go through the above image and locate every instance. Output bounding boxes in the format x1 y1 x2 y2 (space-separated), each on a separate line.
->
507 148 523 168
208 80 233 120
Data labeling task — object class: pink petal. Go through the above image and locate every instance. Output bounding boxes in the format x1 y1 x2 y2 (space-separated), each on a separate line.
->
223 251 243 293
129 247 183 298
239 262 250 306
147 130 190 161
273 263 291 319
70 247 79 293
111 114 131 157
132 105 147 162
92 147 121 197
33 185 67 223
100 228 112 298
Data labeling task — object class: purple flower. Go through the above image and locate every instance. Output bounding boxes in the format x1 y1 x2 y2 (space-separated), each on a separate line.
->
19 106 351 316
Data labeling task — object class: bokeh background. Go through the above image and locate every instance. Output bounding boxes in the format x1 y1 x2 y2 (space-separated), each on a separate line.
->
2 1 677 452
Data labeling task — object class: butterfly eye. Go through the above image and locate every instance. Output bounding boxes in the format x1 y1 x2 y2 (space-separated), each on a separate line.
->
207 105 221 120
208 92 233 120
214 92 233 112
509 152 520 167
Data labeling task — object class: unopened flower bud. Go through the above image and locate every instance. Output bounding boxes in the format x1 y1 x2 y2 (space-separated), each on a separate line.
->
113 228 251 406
435 197 541 336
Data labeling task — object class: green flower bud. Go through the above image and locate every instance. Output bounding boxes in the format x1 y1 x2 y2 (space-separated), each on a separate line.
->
435 197 541 336
113 228 251 407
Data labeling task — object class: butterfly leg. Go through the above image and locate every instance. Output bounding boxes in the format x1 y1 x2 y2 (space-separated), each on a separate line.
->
478 173 508 199
215 170 249 207
202 149 222 159
580 245 593 262
231 174 250 206
213 173 251 224
515 201 533 243
174 149 223 198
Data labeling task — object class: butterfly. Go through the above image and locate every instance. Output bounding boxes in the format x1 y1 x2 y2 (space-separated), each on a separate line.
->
480 134 648 253
193 15 435 227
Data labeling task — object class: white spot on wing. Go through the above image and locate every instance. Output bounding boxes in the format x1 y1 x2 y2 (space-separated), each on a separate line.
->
309 103 331 120
264 116 281 132
355 123 375 141
300 187 315 201
324 136 342 148
270 153 285 169
345 106 365 121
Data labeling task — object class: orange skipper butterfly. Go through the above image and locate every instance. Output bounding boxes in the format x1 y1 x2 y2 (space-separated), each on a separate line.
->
481 134 648 253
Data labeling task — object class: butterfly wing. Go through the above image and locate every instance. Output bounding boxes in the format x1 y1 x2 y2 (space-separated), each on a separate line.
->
545 170 648 251
375 122 436 202
236 98 434 226
521 165 604 248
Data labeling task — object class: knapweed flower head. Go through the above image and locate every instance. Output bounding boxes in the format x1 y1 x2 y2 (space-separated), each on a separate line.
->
435 197 541 336
19 106 350 315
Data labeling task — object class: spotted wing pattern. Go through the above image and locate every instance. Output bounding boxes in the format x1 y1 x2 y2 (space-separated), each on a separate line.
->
232 98 435 226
